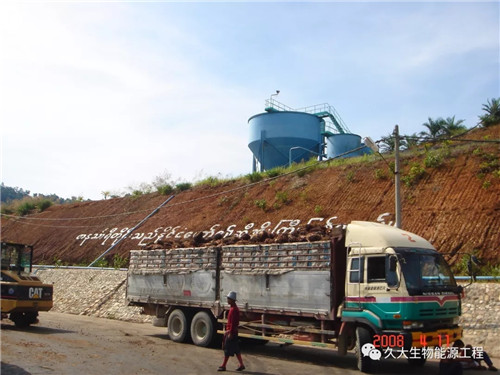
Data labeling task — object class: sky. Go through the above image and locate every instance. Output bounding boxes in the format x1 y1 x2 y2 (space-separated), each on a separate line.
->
0 1 498 201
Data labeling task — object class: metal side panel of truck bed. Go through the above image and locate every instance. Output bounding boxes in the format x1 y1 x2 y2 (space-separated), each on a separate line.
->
127 247 219 304
221 270 331 313
127 271 217 303
219 241 334 314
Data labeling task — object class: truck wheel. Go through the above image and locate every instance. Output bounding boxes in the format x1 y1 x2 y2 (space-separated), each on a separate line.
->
407 348 427 367
167 309 190 343
11 312 38 328
190 311 215 347
355 326 373 373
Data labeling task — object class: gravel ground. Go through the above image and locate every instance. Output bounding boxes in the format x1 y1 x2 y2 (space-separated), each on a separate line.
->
1 312 499 375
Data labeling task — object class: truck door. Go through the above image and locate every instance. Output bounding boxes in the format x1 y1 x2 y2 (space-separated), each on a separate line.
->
346 256 364 309
364 256 401 316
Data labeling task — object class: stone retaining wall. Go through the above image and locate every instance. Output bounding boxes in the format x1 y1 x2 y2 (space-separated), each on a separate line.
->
34 268 500 356
35 268 151 323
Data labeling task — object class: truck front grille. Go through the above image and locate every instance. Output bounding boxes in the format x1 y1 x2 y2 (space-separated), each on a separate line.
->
419 307 458 317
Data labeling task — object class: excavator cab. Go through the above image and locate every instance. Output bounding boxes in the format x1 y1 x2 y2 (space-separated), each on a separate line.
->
1 242 53 327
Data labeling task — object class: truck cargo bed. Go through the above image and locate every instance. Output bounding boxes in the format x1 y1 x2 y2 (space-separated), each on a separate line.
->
127 240 343 317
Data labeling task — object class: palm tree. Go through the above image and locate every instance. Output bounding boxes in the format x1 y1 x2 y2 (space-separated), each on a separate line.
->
420 117 447 139
403 133 420 150
442 116 466 136
378 133 408 153
479 98 500 127
378 134 396 153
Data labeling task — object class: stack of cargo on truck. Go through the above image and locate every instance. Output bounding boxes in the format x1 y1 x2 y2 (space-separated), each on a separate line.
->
127 221 463 372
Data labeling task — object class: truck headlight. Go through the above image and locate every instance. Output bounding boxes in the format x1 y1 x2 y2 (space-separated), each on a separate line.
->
402 321 424 330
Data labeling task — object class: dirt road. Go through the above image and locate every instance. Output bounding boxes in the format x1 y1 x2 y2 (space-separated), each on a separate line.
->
1 312 495 375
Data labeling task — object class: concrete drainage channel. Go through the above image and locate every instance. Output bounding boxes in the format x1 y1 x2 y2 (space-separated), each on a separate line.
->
33 268 500 357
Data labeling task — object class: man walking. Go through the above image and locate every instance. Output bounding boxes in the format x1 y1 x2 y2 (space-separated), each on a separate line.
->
218 291 245 372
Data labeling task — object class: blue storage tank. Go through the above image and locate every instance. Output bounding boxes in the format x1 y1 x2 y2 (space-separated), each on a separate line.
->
326 133 362 159
248 112 322 172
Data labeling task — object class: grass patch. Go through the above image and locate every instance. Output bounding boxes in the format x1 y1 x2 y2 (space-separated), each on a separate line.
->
156 184 174 195
254 199 267 211
374 168 388 180
2 196 54 216
264 167 285 178
195 176 225 188
176 182 192 191
424 151 444 168
246 172 263 183
402 163 426 187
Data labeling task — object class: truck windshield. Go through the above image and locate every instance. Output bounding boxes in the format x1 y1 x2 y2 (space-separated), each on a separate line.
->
396 249 456 294
1 245 32 273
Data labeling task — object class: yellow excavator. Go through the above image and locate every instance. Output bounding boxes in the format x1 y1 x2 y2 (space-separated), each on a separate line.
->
1 242 53 327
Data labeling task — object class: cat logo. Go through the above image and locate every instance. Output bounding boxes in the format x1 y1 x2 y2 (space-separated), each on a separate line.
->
29 287 43 299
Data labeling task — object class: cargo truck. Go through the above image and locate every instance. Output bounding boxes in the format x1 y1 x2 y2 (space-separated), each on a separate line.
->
1 242 53 327
126 221 462 372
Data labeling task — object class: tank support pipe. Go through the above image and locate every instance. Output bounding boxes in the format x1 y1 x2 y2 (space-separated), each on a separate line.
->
87 195 176 267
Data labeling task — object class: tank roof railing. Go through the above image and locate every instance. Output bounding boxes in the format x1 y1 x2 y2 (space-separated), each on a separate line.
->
265 98 294 112
264 99 351 134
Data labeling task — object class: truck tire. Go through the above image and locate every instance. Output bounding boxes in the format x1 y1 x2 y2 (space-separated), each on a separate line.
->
190 311 215 347
11 312 38 328
407 347 427 367
167 309 190 343
355 326 373 373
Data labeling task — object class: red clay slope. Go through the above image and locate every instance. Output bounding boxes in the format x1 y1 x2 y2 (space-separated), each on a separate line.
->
2 125 499 266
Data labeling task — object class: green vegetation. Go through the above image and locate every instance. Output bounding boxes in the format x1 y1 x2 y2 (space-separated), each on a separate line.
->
176 182 192 191
288 157 322 177
195 176 225 187
420 116 466 139
264 167 285 178
275 191 290 205
402 163 426 187
479 98 500 128
472 147 499 189
1 184 31 202
374 168 388 180
346 170 355 182
92 258 109 268
16 201 36 216
1 196 54 216
245 172 263 183
452 251 500 277
112 254 128 269
36 199 53 212
423 151 444 168
380 116 466 152
156 184 174 195
254 199 267 211
1 183 84 216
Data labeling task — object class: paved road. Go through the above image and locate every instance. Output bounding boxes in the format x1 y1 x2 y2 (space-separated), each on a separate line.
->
1 312 497 375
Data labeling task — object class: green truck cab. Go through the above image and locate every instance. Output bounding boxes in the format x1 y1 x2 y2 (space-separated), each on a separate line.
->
341 222 462 371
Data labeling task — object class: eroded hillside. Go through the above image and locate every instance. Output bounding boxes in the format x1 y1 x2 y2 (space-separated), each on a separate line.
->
2 125 499 267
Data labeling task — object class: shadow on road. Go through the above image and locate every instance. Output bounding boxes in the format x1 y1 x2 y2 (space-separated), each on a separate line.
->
150 333 170 340
1 362 32 375
0 323 74 335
